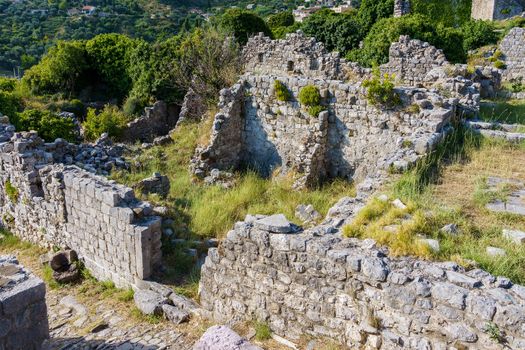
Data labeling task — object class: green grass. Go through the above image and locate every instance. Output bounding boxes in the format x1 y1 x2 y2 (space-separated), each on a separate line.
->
254 321 272 341
367 128 525 284
479 100 525 125
112 121 356 239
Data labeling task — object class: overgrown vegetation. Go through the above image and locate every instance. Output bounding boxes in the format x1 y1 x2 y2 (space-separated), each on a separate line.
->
4 180 19 203
83 105 130 141
274 80 292 102
11 109 77 142
344 126 525 284
362 69 401 108
111 120 355 239
479 100 525 124
254 321 272 341
298 85 325 116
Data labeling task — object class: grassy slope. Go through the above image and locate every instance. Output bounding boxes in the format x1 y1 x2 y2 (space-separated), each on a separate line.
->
112 119 356 240
345 128 525 284
479 99 525 125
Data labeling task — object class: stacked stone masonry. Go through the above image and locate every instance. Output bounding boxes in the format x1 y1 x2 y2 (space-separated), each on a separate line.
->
471 0 524 20
0 117 162 287
0 255 49 350
499 27 525 81
393 0 410 17
199 216 525 349
193 33 472 187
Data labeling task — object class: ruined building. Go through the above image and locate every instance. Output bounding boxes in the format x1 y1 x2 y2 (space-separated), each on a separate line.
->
191 32 479 189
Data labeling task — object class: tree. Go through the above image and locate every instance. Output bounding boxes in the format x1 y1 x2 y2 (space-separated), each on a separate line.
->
302 9 363 54
357 0 394 31
13 109 77 142
85 34 139 100
267 11 294 29
22 41 88 95
219 9 272 45
347 14 466 66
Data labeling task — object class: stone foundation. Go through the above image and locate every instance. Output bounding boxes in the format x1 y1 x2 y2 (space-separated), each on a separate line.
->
0 256 49 350
199 214 525 349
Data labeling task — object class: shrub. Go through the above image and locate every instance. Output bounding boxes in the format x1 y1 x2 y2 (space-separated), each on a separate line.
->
509 77 524 93
254 322 272 341
14 109 77 142
83 105 129 141
219 9 272 45
267 11 294 29
0 91 22 118
5 180 19 203
362 69 401 108
274 80 291 102
298 85 321 106
494 60 506 69
307 105 325 117
0 77 17 92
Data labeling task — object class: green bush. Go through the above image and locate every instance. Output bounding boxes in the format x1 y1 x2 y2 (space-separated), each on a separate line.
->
83 105 129 141
0 77 17 92
22 41 88 95
298 85 321 106
461 20 498 52
362 69 401 108
274 80 291 102
4 180 19 203
219 9 272 45
14 109 77 142
267 11 294 29
0 91 22 118
254 321 272 341
494 60 506 69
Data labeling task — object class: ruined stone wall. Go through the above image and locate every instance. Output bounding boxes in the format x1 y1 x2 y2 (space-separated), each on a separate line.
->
243 32 347 81
394 0 410 17
0 255 49 349
500 27 525 81
472 0 524 20
121 101 181 143
380 36 448 86
0 118 161 287
200 216 525 349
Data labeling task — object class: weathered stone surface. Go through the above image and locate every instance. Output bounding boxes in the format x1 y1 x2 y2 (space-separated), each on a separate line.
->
193 33 460 189
254 214 295 233
200 212 525 348
295 204 321 223
503 229 525 245
472 0 524 20
500 27 525 81
0 256 49 349
133 289 168 316
0 117 162 288
133 172 170 198
193 325 262 350
121 101 180 143
161 304 189 324
486 246 507 257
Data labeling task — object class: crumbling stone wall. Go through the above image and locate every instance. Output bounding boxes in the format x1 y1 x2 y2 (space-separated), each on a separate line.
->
381 36 448 86
0 255 49 349
121 101 181 143
0 118 161 287
200 215 525 349
472 0 524 20
193 33 459 187
499 27 525 81
394 0 410 17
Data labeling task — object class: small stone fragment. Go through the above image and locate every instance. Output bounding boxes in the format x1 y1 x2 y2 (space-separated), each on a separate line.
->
486 246 506 257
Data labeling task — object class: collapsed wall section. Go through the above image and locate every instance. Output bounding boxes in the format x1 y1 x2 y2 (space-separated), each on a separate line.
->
0 118 161 287
200 217 525 349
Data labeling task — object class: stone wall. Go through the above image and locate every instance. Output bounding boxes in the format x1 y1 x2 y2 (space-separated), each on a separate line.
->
499 27 525 81
121 101 181 143
394 0 410 17
0 117 162 287
199 214 525 349
193 33 461 188
472 0 524 20
0 255 49 349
